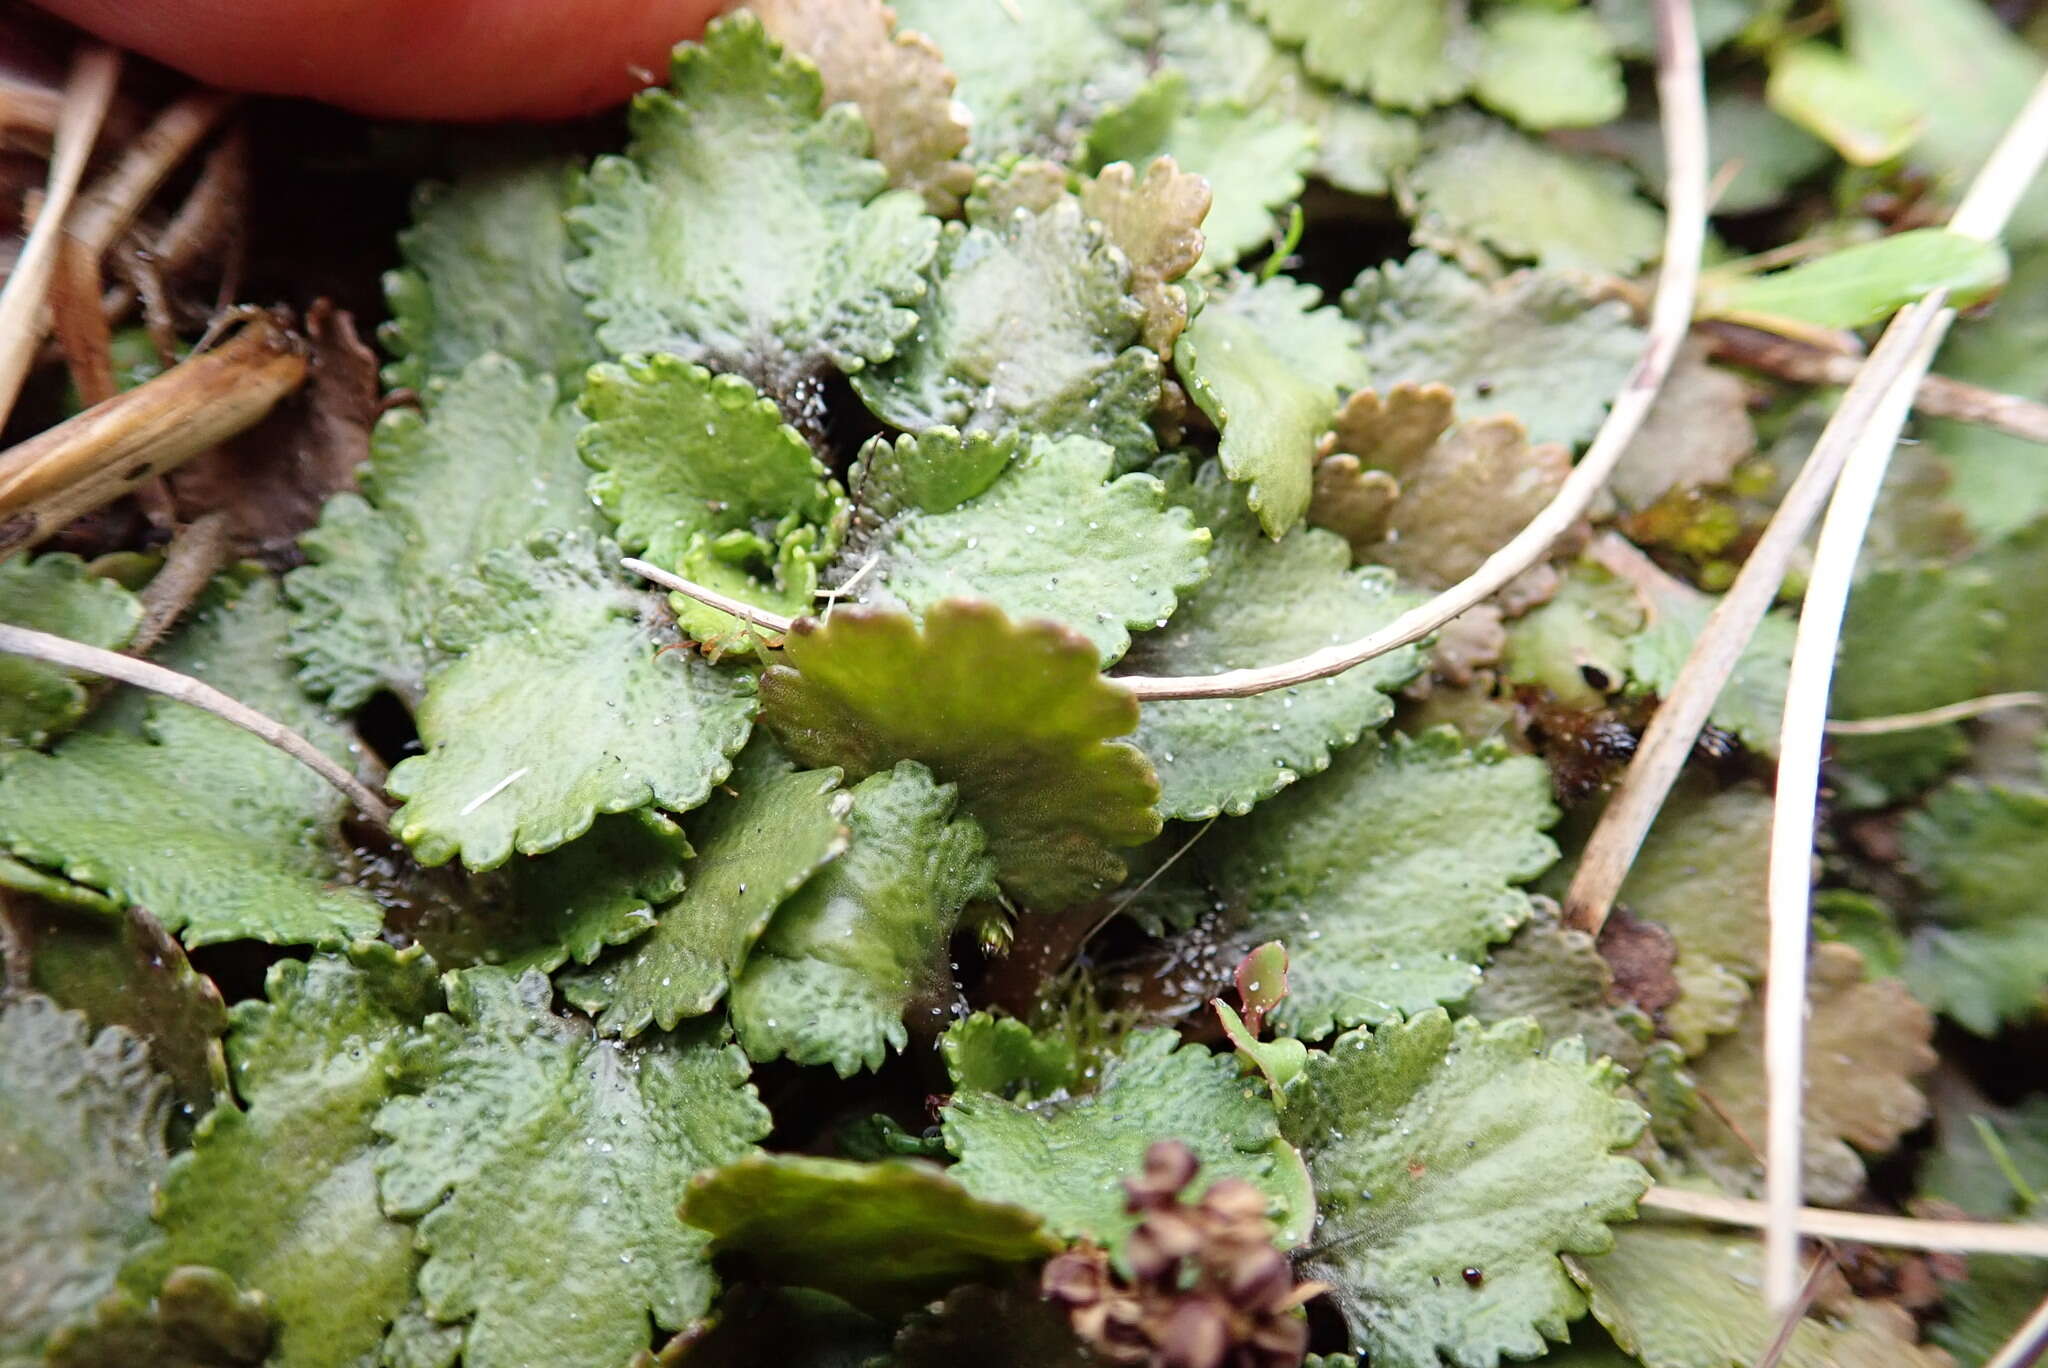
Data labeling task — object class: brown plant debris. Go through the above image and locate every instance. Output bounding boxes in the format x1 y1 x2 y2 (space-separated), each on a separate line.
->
1079 157 1211 357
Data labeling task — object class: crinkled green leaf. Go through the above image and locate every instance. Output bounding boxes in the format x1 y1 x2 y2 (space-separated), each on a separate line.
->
567 13 937 399
481 808 690 973
680 1154 1059 1316
0 996 168 1357
1083 72 1315 272
386 529 755 868
941 1023 1310 1246
579 352 840 568
1843 0 2048 246
849 432 1208 663
381 154 600 393
1243 0 1476 110
1286 1011 1648 1368
1901 779 2048 1034
1406 112 1664 275
1343 251 1641 450
939 1012 1080 1102
1679 942 1933 1205
1765 42 1924 167
41 1265 270 1368
1701 229 2008 331
1117 457 1422 819
1177 274 1367 537
1501 561 1643 709
887 0 1146 161
1920 1082 2048 1218
0 553 139 747
846 427 1017 527
0 580 380 948
288 353 602 710
1468 906 1651 1072
854 198 1162 468
1610 88 1831 217
130 944 439 1368
731 762 995 1076
1570 1207 1952 1368
562 761 848 1036
1474 8 1624 130
375 967 772 1368
1151 0 1421 197
3 901 228 1110
1616 780 1773 1055
1075 157 1211 356
759 600 1160 908
1830 565 2002 809
1205 727 1559 1039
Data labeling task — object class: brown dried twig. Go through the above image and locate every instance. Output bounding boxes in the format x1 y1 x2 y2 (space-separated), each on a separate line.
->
0 313 307 559
1704 322 2048 447
0 45 120 425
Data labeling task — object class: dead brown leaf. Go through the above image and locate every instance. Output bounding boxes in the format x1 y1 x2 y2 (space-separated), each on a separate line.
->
1078 157 1209 357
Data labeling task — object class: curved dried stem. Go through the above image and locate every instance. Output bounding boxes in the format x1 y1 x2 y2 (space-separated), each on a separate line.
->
1112 0 1708 703
1640 1186 2048 1257
0 45 120 427
621 557 797 635
1825 691 2048 735
1759 70 2048 1311
0 621 393 825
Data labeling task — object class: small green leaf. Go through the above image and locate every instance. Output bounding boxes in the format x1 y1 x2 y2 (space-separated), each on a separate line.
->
579 352 842 571
1213 999 1307 1104
567 13 938 401
130 944 440 1368
0 995 168 1357
375 967 772 1368
1901 779 2048 1035
0 553 139 747
477 808 690 973
385 530 756 868
1117 457 1422 819
1242 0 1476 110
562 761 849 1036
1765 42 1924 167
1830 565 2002 808
1286 1011 1649 1368
0 579 382 947
850 431 1209 664
1083 72 1316 273
1406 112 1665 275
1570 1206 1952 1368
1843 0 2048 245
1700 229 2008 330
942 1024 1310 1247
681 1154 1060 1316
1206 728 1559 1038
1475 8 1624 130
1344 252 1642 450
759 600 1161 908
856 197 1163 469
41 1265 270 1368
288 353 603 710
381 153 601 394
888 0 1146 161
731 762 995 1076
1175 274 1367 537
1468 907 1652 1074
939 1011 1080 1101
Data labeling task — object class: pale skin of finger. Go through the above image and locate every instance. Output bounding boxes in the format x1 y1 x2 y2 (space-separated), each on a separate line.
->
33 0 732 120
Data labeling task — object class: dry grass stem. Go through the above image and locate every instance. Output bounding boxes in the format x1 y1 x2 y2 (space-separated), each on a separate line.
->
622 557 799 635
0 313 307 558
1826 692 2048 735
0 45 120 425
1705 322 2048 446
1640 1186 2048 1257
1761 70 2048 1310
1109 0 1709 703
0 621 392 825
1983 1291 2048 1368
